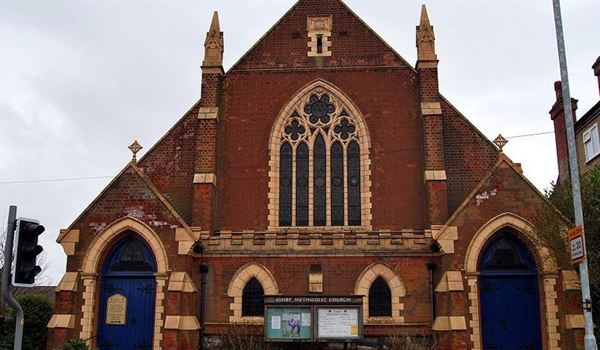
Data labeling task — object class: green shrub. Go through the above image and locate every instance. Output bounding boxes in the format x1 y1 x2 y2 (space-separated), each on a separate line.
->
61 339 89 350
2 294 53 350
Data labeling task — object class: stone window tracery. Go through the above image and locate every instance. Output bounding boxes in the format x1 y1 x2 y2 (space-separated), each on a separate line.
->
271 84 370 229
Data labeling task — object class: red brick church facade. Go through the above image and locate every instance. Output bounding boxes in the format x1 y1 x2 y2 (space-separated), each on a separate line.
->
47 1 584 349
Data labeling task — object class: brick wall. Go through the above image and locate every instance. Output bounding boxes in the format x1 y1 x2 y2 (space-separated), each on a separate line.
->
139 110 199 223
442 100 499 214
218 69 426 230
197 254 435 331
233 0 408 71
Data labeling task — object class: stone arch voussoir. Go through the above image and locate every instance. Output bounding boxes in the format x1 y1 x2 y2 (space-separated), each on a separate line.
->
354 262 406 324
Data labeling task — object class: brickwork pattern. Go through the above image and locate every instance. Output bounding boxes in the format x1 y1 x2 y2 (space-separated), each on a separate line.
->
439 164 565 350
199 254 434 336
220 69 424 230
550 96 578 184
139 111 198 222
233 0 408 71
441 100 499 214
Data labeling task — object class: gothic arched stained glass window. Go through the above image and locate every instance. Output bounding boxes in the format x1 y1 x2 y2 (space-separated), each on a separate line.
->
274 87 369 228
296 143 309 226
331 142 344 225
279 143 292 227
314 134 327 226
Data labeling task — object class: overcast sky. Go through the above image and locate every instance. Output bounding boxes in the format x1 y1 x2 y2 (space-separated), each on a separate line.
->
1 0 598 284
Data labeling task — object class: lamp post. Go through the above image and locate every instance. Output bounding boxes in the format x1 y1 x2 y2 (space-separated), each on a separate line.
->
551 1 597 348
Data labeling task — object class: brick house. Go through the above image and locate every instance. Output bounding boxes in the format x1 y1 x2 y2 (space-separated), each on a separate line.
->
551 56 600 183
47 1 584 349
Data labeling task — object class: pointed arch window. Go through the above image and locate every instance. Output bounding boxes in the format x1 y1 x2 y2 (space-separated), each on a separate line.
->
242 277 264 317
275 90 367 227
369 277 392 317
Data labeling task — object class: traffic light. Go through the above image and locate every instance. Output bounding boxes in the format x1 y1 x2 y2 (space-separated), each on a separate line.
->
12 218 45 287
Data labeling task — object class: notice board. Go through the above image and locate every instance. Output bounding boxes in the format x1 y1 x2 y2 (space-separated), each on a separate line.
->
316 307 360 340
265 307 312 341
264 295 363 343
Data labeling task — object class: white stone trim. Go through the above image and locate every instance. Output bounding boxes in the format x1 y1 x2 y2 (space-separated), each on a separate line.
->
464 213 560 350
432 316 466 331
420 102 442 115
424 170 447 181
198 107 219 120
227 262 279 323
193 173 217 186
78 217 170 350
47 314 75 329
354 262 406 324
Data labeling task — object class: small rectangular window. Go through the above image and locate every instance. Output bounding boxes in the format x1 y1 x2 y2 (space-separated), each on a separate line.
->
316 35 323 54
583 124 600 162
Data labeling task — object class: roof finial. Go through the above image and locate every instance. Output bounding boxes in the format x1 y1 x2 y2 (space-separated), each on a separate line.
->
210 10 220 32
128 140 143 163
420 4 431 26
416 4 437 62
493 134 508 152
203 11 224 68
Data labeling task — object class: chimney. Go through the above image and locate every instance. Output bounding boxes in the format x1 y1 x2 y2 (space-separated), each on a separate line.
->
593 56 600 96
549 81 578 184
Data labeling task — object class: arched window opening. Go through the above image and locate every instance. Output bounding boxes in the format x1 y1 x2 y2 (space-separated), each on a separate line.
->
296 143 309 226
242 277 264 317
479 232 537 274
273 89 368 228
331 142 344 225
314 134 327 226
279 143 292 226
103 236 156 275
369 277 392 317
347 141 361 226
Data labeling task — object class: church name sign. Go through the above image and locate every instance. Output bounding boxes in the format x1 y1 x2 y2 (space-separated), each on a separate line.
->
264 295 363 343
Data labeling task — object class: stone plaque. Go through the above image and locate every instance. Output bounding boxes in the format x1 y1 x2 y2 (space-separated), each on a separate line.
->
106 293 127 325
307 16 332 32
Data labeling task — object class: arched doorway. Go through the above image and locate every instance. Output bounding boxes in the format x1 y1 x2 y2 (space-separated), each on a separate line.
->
478 230 542 349
98 235 157 349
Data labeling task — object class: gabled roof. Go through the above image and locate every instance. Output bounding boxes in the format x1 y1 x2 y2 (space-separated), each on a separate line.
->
225 0 417 75
575 100 600 131
65 161 190 231
443 153 569 227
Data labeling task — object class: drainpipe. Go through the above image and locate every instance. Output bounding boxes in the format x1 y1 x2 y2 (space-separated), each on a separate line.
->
199 262 209 350
426 262 437 321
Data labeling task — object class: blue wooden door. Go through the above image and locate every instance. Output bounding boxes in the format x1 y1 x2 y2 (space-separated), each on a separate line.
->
98 236 157 350
479 233 542 350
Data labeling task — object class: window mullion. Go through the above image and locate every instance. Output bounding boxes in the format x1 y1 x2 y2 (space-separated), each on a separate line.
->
309 143 314 226
291 145 297 226
343 144 349 226
326 138 332 226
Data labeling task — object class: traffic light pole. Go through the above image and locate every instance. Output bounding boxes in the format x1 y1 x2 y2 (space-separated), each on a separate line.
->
1 205 24 350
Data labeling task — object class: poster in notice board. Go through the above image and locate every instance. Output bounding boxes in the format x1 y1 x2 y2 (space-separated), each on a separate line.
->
316 307 361 339
265 307 312 341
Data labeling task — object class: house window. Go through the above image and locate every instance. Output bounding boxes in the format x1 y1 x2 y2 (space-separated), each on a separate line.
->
278 93 363 227
242 277 264 317
583 123 600 162
368 277 392 317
